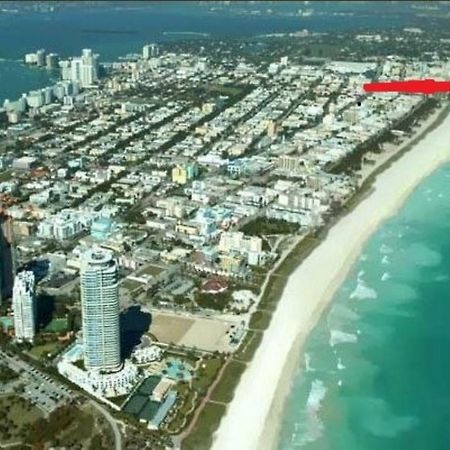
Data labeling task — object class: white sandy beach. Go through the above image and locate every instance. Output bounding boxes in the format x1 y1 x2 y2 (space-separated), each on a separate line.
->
211 107 450 450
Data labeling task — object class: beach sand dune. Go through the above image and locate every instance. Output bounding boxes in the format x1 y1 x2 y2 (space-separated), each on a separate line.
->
212 109 450 450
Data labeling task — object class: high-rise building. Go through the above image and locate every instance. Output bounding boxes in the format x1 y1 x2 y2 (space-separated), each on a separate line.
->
26 90 45 109
0 210 15 303
45 52 59 70
80 248 121 372
70 49 99 88
12 271 36 343
143 43 159 60
59 60 72 80
36 49 46 67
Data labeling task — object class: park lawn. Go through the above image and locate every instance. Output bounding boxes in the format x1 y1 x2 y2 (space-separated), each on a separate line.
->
28 341 63 359
137 264 164 277
192 357 224 393
209 360 246 404
181 402 226 450
44 317 69 333
8 396 42 424
121 278 142 291
0 395 43 444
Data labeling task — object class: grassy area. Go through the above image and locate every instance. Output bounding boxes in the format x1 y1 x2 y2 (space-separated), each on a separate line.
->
27 341 63 359
26 404 104 448
137 264 165 277
206 84 242 96
108 394 128 408
0 169 13 182
303 42 342 59
195 290 232 311
121 278 142 291
0 363 19 382
181 402 226 450
0 395 43 444
61 408 94 443
44 317 69 333
248 310 272 330
233 330 263 363
209 360 246 403
167 383 197 433
240 217 299 236
192 357 224 394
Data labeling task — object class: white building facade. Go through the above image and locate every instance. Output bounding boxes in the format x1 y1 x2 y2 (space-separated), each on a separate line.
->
12 271 36 343
80 248 121 372
71 49 99 88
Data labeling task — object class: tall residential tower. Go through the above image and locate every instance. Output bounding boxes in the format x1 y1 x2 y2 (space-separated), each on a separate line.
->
80 248 121 372
70 49 99 88
12 271 36 343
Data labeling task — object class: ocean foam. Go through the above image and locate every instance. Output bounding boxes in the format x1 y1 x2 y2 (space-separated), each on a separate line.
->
350 279 378 300
381 272 390 281
305 353 314 372
380 243 393 254
329 329 358 347
405 242 441 267
328 304 360 324
434 274 449 282
359 398 419 438
306 379 327 413
288 379 328 447
337 357 346 370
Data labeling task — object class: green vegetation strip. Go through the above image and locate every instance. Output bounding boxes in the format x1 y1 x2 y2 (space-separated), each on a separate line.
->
182 402 226 450
209 361 247 404
233 330 263 363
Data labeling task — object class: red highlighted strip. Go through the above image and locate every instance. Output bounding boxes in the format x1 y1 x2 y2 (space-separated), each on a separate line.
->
363 79 450 95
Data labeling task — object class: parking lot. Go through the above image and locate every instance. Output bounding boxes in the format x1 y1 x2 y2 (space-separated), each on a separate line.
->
0 350 73 416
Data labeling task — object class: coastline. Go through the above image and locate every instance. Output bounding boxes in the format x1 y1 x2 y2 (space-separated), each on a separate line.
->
211 101 450 450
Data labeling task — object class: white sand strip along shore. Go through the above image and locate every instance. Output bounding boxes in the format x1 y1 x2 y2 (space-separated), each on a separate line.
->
211 108 450 450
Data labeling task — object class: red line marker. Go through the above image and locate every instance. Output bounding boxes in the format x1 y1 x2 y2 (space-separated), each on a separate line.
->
363 79 450 95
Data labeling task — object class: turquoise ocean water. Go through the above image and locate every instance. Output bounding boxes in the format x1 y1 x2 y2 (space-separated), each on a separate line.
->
277 162 450 450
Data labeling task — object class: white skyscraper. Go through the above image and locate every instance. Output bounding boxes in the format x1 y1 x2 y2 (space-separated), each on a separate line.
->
80 248 121 372
70 49 99 88
12 271 36 343
142 43 159 60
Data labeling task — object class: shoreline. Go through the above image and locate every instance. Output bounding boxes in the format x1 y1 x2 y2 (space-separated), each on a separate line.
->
211 101 450 450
